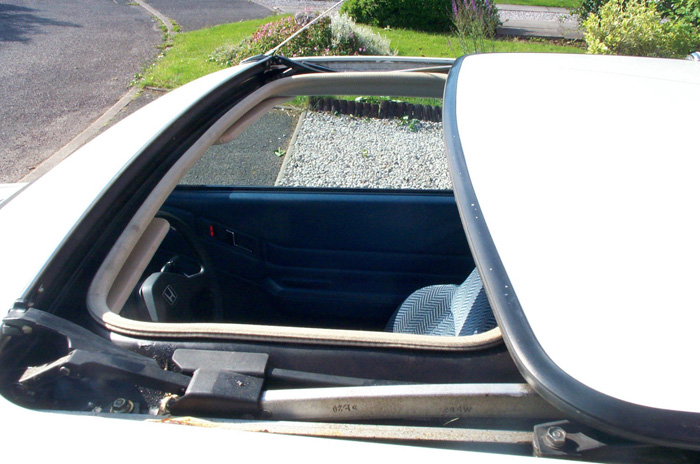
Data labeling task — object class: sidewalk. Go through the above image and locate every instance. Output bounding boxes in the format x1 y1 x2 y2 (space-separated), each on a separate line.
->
257 1 583 39
497 4 583 39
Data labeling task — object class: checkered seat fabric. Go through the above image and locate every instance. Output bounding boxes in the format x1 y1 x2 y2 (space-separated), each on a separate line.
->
385 268 497 336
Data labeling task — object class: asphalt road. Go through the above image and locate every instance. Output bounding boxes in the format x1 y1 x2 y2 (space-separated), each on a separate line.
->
0 0 161 182
0 0 276 183
180 109 299 186
147 0 272 31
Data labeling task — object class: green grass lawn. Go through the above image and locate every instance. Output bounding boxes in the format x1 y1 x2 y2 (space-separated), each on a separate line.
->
142 15 583 90
496 0 579 8
375 27 583 58
142 15 287 89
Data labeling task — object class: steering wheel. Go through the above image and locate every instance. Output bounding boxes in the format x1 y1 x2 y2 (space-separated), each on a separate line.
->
139 211 223 322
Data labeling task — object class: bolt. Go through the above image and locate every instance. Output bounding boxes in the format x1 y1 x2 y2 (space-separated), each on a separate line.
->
59 366 71 377
544 426 567 450
165 396 178 413
110 398 134 414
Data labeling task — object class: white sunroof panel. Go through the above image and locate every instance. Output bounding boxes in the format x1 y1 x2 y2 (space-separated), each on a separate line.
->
444 53 700 448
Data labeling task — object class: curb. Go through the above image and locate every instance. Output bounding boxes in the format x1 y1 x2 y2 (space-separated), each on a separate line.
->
21 0 176 183
20 87 140 183
275 110 307 186
134 0 176 35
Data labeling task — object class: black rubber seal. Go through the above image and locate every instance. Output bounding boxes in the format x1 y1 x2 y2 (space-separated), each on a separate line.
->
443 55 700 451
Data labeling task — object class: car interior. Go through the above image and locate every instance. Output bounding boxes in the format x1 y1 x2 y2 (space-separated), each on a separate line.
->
128 186 480 332
85 68 503 351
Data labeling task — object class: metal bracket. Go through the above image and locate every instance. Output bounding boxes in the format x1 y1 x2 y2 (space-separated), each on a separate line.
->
533 420 655 460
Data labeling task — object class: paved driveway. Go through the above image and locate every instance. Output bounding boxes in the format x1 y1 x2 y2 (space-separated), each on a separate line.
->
0 0 278 183
0 0 161 182
146 0 272 31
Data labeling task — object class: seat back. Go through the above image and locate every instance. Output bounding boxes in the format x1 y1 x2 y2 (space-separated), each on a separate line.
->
386 268 497 336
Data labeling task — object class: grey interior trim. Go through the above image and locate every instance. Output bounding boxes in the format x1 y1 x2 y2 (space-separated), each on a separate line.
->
275 72 446 98
216 96 290 145
87 71 503 350
107 217 170 315
297 56 454 73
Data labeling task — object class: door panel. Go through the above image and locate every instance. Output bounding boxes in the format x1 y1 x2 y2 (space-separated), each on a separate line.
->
163 187 474 330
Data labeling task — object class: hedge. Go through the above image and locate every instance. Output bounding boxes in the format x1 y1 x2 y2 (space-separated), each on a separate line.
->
340 0 454 33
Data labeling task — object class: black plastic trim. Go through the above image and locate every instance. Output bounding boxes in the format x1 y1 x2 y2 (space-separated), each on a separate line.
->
115 333 523 387
443 55 700 450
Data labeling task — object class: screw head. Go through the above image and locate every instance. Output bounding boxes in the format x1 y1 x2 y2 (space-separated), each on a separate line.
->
110 398 134 414
544 426 567 449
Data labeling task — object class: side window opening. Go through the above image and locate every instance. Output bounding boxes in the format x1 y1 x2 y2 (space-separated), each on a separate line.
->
180 108 297 187
179 96 449 191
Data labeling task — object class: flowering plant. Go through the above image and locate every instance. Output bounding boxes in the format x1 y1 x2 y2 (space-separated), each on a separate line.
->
451 0 501 55
210 14 392 67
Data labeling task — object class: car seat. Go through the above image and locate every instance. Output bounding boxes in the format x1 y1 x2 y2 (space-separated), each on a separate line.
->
386 267 497 336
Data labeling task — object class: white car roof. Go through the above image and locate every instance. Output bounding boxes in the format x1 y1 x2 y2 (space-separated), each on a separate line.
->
445 53 700 445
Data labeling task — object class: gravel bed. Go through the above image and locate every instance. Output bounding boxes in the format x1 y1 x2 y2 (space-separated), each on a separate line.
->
500 10 577 23
277 112 451 189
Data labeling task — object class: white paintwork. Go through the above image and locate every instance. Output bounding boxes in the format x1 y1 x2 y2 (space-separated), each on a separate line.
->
0 183 26 204
0 392 539 463
0 58 548 461
453 54 700 413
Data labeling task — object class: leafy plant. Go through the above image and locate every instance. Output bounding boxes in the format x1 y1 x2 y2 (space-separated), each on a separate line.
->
355 96 404 104
576 0 700 26
571 0 608 24
340 0 455 33
451 0 501 54
583 0 700 57
209 17 326 66
274 147 286 157
657 0 700 26
210 15 392 67
399 115 419 131
129 72 144 88
331 14 393 55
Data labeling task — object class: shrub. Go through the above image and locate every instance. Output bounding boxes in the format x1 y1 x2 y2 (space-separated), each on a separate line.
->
451 0 501 54
583 0 700 57
571 0 608 24
658 0 700 27
331 14 393 55
210 15 393 67
575 0 700 26
340 0 454 33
